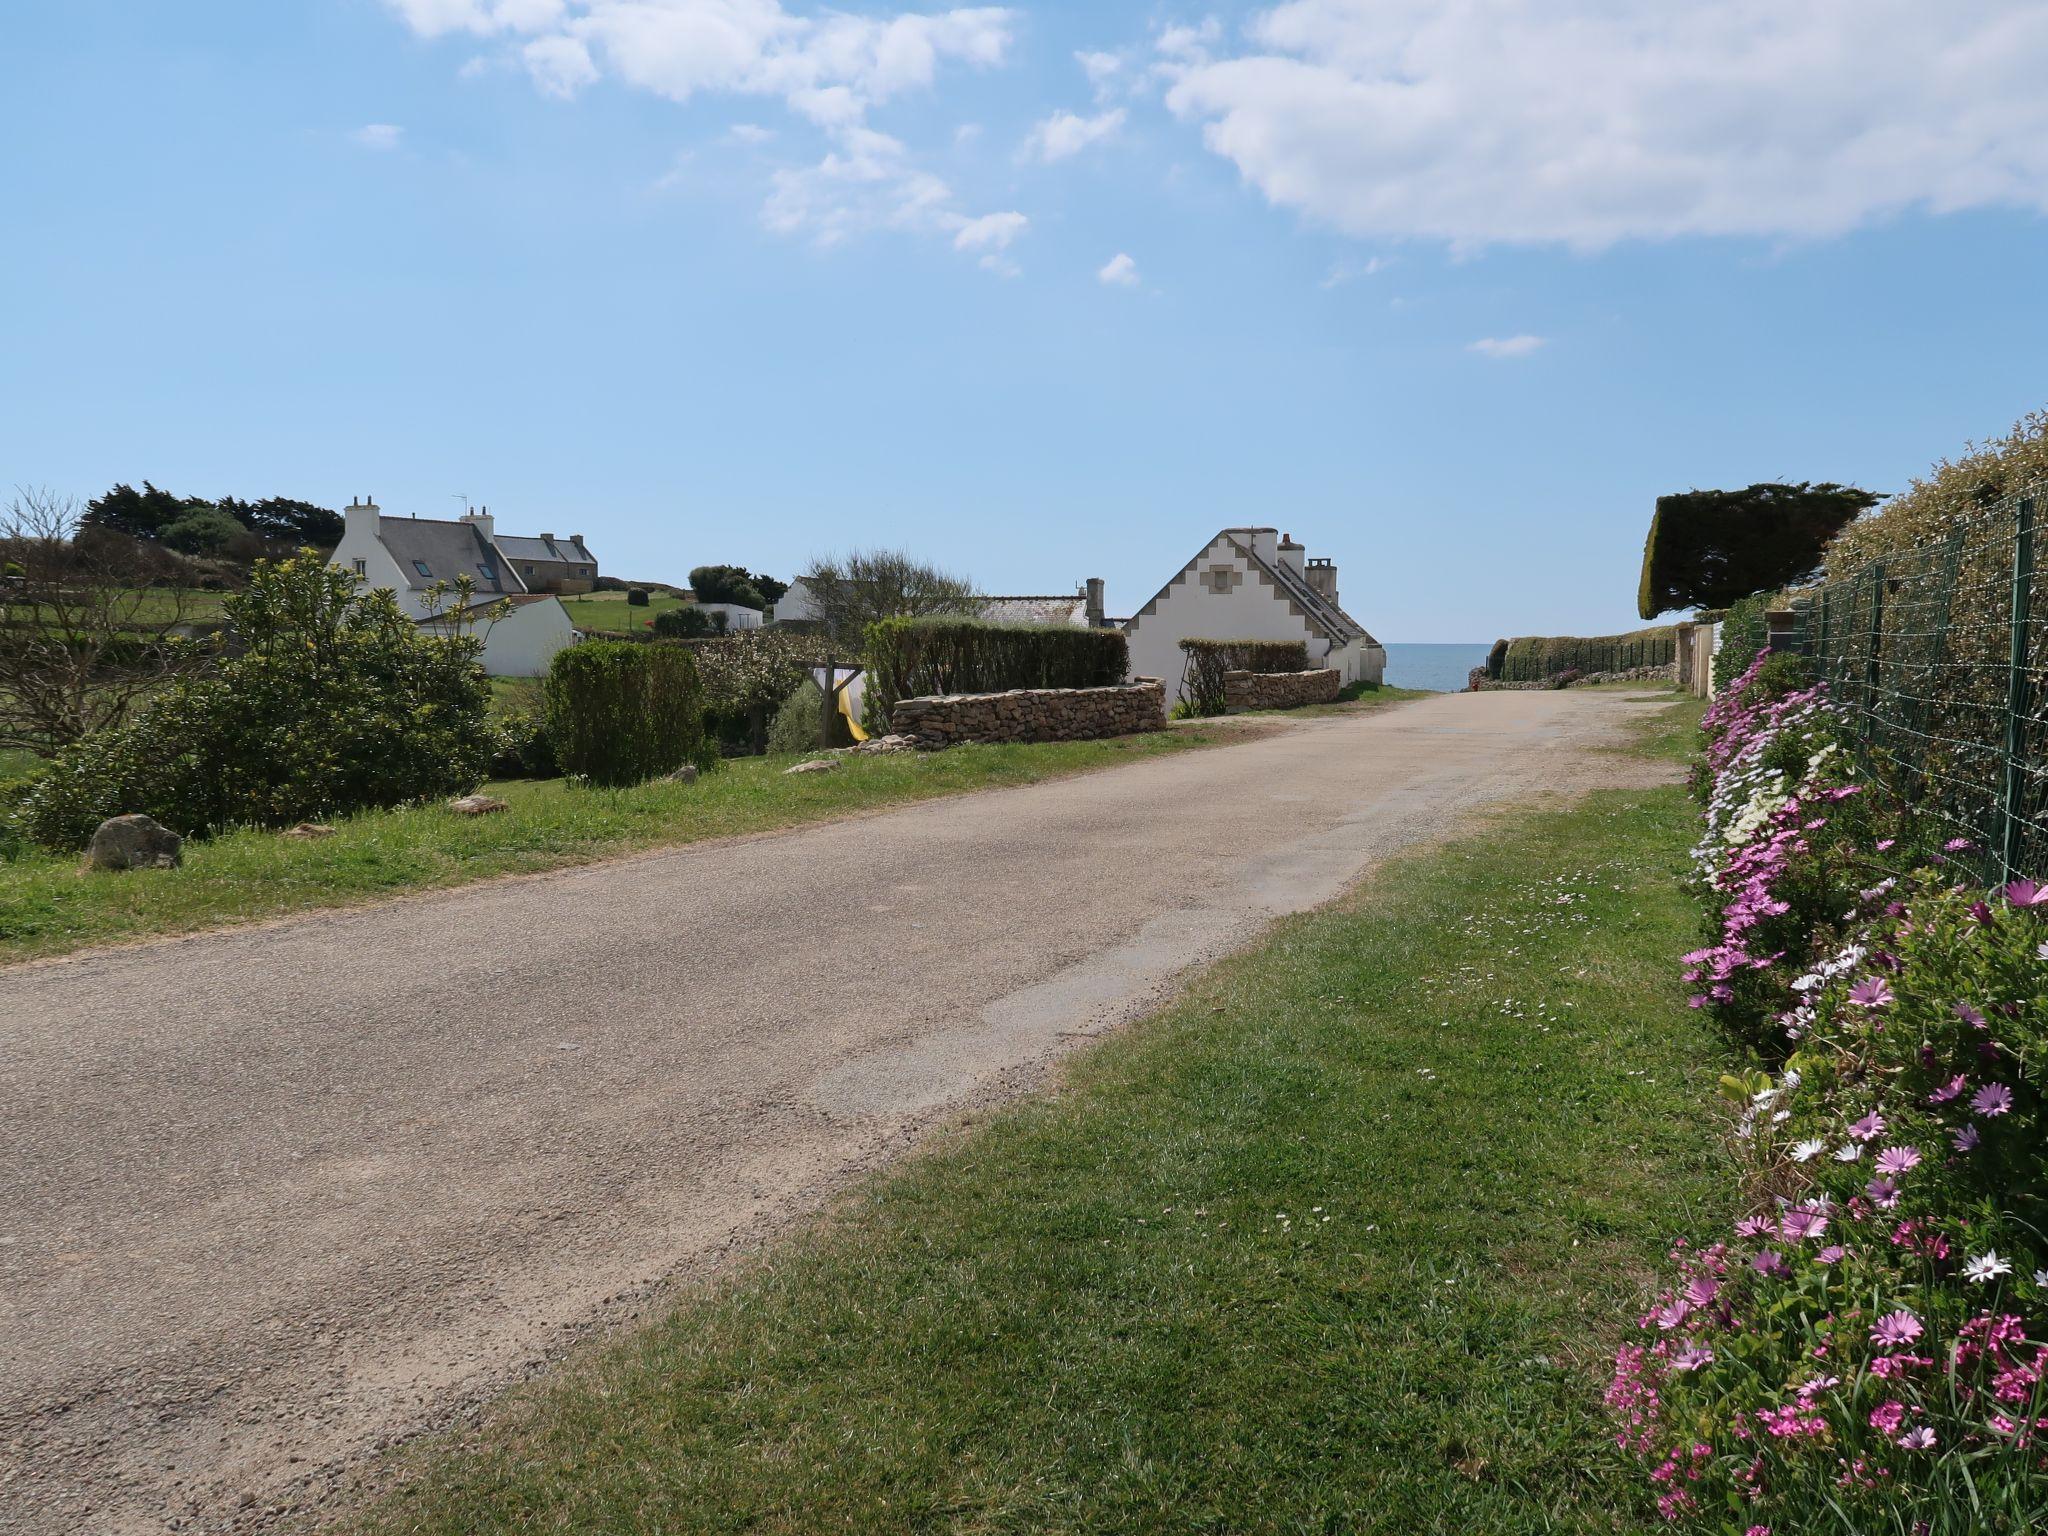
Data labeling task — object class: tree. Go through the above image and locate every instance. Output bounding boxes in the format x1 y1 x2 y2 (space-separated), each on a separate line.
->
83 481 203 541
0 489 211 755
652 605 715 638
797 548 977 643
688 564 767 611
216 496 345 548
1638 482 1880 619
159 505 251 557
18 551 497 847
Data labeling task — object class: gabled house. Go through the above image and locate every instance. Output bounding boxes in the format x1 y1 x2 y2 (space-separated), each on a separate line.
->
328 498 579 677
1122 528 1386 709
771 577 1109 630
491 529 599 593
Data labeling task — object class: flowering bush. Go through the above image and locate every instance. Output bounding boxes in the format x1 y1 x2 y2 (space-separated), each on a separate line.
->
1613 653 2048 1533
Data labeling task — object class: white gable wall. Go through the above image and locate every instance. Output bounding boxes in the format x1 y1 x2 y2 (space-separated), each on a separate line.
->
329 520 429 618
1125 538 1322 709
475 599 578 677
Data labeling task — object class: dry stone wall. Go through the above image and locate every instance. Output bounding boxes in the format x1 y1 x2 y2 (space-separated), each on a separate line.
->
1223 668 1341 712
891 678 1165 746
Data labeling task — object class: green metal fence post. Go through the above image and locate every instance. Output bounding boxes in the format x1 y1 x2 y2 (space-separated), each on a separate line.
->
1863 562 1886 722
2001 495 2037 882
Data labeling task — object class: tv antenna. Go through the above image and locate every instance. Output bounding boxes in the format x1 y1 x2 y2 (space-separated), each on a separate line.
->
451 494 472 514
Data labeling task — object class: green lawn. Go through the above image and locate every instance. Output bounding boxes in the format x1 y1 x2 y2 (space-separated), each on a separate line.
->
0 726 1241 964
354 702 1724 1536
557 591 697 633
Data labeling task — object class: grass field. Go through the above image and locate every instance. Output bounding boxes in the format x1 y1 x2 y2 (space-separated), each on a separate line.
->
349 700 1722 1536
0 724 1250 965
557 590 697 632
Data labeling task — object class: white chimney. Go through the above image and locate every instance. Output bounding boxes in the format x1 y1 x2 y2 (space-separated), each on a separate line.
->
1277 532 1305 575
345 496 380 537
462 507 495 539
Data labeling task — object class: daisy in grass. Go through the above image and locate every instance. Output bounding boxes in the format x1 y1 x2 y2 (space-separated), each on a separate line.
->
1847 977 1893 1009
1957 1003 1988 1029
1866 1177 1902 1209
1671 1344 1713 1372
1898 1426 1938 1451
1964 1251 2014 1284
2006 879 2048 908
1781 1207 1829 1242
1929 1074 1969 1104
1790 1138 1825 1163
1972 1083 2014 1117
1849 1111 1887 1142
1871 1310 1924 1347
1816 1245 1846 1264
1834 1141 1864 1163
1876 1146 1922 1177
1954 1123 1982 1152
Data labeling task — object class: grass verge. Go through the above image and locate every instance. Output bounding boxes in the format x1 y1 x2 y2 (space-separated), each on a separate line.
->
352 709 1725 1536
0 726 1239 965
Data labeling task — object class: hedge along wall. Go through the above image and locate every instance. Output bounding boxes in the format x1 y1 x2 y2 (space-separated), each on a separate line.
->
1489 624 1678 683
544 639 713 787
863 616 1128 734
1177 638 1311 716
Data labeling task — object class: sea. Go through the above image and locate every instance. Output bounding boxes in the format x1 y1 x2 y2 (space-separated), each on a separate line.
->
1382 642 1492 693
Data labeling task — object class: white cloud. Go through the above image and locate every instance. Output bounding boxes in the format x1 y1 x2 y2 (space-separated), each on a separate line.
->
522 34 597 97
1320 254 1386 288
385 1 1019 265
1468 334 1545 359
1155 18 1220 63
1163 0 2048 250
1020 107 1125 162
352 123 405 150
1076 48 1121 93
953 209 1029 275
1098 252 1139 286
725 122 776 144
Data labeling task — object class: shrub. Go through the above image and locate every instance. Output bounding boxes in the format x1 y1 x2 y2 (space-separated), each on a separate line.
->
1496 626 1677 683
1484 637 1509 680
626 587 649 607
1637 481 1879 619
863 617 1127 734
19 553 496 848
652 605 714 639
765 679 828 755
1711 592 1777 692
490 709 558 779
1176 639 1311 717
544 640 713 788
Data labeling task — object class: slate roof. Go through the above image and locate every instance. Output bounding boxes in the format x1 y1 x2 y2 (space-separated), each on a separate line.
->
979 594 1089 626
1218 532 1378 647
495 534 596 566
375 517 526 597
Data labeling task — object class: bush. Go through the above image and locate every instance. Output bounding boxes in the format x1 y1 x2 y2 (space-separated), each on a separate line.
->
1637 481 1878 619
19 553 496 848
1495 625 1676 683
863 617 1127 734
490 709 558 778
652 605 714 639
1176 639 1311 717
1483 637 1508 680
1711 592 1776 691
544 640 712 787
626 587 650 607
766 680 829 755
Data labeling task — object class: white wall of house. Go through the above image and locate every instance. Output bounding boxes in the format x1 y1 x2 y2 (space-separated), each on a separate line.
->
772 580 820 625
471 599 579 677
1126 536 1348 708
329 502 431 619
698 602 763 631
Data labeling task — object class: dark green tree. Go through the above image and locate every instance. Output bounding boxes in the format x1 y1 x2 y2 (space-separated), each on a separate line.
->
159 505 250 556
688 564 768 611
1638 482 1880 619
217 496 345 547
83 481 204 540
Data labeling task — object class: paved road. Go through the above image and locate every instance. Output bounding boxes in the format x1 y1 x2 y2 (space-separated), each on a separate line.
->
0 690 1673 1534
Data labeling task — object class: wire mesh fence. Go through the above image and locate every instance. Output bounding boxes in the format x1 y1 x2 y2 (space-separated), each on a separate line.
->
1785 481 2046 884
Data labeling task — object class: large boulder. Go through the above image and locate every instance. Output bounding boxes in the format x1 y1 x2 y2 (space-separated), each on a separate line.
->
87 814 182 872
447 794 510 816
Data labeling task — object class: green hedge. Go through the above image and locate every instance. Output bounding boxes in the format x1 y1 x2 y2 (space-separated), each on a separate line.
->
1490 625 1677 683
544 641 713 787
863 617 1128 734
1177 638 1311 717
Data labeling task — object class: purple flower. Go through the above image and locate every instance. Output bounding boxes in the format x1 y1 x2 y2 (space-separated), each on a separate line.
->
1897 1425 1937 1451
2006 879 2048 908
1671 1344 1714 1372
1971 1082 2015 1118
1946 837 1977 853
1929 1075 1969 1105
1849 1111 1887 1143
1871 1309 1924 1347
1875 1146 1922 1177
1816 1244 1846 1265
1957 1003 1988 1030
1953 1122 1982 1152
1847 977 1894 1009
1781 1208 1830 1242
1752 1249 1791 1279
1866 1177 1902 1209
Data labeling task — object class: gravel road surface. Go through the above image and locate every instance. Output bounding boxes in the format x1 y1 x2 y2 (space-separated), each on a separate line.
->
0 689 1675 1534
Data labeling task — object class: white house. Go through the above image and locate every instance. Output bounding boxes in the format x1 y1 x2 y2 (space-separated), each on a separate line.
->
771 578 1108 629
696 601 764 631
328 497 580 677
771 578 821 626
1122 528 1386 710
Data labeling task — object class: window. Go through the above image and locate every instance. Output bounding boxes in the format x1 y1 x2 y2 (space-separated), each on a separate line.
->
413 560 433 578
351 558 366 577
478 564 496 581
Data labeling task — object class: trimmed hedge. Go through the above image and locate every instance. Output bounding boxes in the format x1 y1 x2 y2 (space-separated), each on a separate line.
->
1490 625 1677 683
1177 638 1311 717
544 640 713 787
862 617 1128 734
1636 481 1876 619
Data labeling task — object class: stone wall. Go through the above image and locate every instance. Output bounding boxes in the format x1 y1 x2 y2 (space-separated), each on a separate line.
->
1222 668 1341 712
891 678 1165 746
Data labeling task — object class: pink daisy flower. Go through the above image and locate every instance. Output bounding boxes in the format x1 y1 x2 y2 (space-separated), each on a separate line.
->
1972 1082 2014 1117
1875 1146 1922 1177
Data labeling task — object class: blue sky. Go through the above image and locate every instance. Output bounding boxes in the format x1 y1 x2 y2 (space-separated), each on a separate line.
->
5 1 2047 641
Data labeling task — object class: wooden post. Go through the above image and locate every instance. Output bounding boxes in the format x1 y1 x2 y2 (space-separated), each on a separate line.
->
2000 495 2036 882
820 654 836 749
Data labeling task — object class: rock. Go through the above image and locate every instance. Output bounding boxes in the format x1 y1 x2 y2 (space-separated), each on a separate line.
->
783 758 842 775
86 814 181 872
662 764 700 784
281 823 335 840
446 794 510 816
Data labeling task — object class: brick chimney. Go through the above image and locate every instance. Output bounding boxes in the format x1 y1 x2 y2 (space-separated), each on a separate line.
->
1306 556 1338 605
1085 577 1105 627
